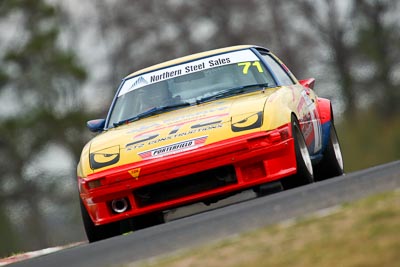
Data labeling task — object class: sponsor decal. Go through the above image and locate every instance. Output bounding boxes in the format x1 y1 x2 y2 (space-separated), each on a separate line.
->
128 168 141 180
125 113 227 151
138 136 208 159
162 106 228 125
298 90 322 153
126 123 222 151
231 112 263 132
119 76 149 96
89 146 120 170
130 76 149 89
301 112 314 144
150 69 182 83
126 106 228 134
118 50 259 96
296 93 306 113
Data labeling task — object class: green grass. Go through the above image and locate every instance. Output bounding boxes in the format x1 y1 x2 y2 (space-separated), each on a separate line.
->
336 112 400 172
127 189 400 267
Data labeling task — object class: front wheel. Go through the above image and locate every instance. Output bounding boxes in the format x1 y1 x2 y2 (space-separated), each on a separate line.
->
281 116 314 189
80 199 120 242
314 123 344 180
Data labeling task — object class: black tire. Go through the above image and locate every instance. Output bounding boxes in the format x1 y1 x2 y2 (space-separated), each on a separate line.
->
130 212 165 231
80 199 120 242
281 116 314 189
253 181 283 197
314 123 344 180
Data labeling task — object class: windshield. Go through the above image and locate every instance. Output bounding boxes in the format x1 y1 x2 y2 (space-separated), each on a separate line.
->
107 49 276 128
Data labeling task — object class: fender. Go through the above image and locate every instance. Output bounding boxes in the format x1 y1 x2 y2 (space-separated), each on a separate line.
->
317 97 333 153
317 98 332 124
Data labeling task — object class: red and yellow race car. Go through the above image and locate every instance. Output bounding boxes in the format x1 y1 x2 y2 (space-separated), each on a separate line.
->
78 45 344 242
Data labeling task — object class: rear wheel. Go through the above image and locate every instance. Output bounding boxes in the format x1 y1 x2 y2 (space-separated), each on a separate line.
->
314 123 344 180
80 199 120 242
282 116 314 189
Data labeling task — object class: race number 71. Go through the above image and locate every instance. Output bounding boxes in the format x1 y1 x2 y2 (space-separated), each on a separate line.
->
237 61 263 74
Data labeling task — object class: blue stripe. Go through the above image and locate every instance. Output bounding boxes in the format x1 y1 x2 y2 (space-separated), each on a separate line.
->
321 121 331 153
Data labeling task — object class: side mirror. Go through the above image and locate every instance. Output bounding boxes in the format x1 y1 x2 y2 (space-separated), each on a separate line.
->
87 119 106 133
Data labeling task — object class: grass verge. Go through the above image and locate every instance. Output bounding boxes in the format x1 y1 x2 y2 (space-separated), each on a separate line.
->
129 189 400 267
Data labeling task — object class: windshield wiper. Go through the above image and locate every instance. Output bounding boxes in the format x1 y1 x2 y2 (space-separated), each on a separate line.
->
196 83 271 104
113 102 191 127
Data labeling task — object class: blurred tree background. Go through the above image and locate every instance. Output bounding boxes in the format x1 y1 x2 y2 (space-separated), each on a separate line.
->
0 0 399 257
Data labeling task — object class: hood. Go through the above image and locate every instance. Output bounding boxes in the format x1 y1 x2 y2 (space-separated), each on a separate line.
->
87 90 277 172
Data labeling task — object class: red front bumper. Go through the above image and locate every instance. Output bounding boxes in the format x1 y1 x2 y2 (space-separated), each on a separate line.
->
79 123 296 225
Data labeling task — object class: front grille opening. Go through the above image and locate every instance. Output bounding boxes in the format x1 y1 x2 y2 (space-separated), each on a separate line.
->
133 165 237 208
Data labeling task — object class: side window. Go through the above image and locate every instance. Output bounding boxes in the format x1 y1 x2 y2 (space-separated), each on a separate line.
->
262 54 295 86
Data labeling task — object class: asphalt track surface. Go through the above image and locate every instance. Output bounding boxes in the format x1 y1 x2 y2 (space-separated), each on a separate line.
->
10 160 400 267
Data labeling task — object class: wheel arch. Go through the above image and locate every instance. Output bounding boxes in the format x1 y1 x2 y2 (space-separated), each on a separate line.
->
317 97 333 124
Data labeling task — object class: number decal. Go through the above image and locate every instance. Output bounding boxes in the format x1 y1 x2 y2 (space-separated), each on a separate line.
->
252 61 263 72
238 61 264 74
238 62 251 74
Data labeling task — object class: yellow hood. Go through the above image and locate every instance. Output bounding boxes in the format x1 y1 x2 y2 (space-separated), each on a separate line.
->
86 90 277 173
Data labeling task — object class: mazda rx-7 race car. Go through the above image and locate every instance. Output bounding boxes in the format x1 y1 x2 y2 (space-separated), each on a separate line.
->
78 45 344 242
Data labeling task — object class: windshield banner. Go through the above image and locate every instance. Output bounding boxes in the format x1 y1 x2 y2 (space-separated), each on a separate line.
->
118 49 259 96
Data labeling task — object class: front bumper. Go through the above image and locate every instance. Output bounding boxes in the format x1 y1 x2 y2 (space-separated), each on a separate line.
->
79 123 296 225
